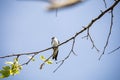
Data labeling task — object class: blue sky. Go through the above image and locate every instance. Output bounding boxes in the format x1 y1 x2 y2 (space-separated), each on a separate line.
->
0 0 120 80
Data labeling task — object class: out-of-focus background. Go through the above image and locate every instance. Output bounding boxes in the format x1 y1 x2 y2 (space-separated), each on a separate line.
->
0 0 120 80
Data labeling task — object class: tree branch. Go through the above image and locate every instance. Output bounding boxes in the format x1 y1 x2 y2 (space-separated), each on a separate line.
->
99 10 114 60
21 54 36 66
82 28 99 52
108 46 120 54
0 47 52 58
103 0 107 8
0 0 119 71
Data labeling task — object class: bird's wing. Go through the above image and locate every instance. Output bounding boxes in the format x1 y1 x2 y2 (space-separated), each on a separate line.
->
51 39 54 46
58 40 60 45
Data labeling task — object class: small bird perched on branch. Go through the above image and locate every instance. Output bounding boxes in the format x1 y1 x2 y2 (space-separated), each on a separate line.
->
51 37 60 60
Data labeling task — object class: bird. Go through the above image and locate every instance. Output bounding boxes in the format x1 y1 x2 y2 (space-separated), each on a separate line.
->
51 37 60 60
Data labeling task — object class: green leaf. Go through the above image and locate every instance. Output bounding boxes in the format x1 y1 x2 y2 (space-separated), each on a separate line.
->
10 59 22 75
0 58 22 78
5 62 13 65
19 66 22 70
0 66 11 78
40 56 46 61
46 60 53 64
40 55 53 64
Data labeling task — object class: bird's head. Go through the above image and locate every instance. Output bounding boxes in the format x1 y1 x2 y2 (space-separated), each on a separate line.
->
52 37 55 40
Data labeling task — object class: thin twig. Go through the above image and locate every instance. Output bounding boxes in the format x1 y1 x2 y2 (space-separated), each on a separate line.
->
71 37 77 55
53 46 72 73
82 28 99 52
108 46 120 54
99 10 114 60
21 54 36 66
103 0 107 8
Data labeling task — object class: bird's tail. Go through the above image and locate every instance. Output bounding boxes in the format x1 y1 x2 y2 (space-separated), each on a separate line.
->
52 48 58 60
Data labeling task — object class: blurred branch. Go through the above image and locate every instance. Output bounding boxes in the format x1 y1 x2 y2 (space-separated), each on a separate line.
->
56 9 58 17
48 0 83 10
